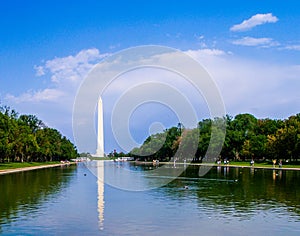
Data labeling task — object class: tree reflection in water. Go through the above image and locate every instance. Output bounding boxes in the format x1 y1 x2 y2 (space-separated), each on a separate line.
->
0 165 77 232
152 165 300 220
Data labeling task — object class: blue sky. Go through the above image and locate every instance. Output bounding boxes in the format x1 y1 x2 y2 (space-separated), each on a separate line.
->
1 1 300 153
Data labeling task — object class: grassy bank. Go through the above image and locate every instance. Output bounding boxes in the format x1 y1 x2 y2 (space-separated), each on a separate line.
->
224 161 300 169
0 161 62 171
137 160 300 170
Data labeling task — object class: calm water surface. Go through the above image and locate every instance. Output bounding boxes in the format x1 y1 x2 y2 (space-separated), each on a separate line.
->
0 161 299 235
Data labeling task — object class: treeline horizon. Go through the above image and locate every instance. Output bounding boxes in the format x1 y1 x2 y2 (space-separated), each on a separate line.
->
128 113 300 163
0 106 78 163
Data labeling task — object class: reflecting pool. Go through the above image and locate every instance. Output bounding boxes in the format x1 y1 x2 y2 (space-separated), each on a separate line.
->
0 161 299 235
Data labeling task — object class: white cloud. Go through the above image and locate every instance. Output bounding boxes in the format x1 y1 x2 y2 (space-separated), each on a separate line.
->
232 37 279 47
33 65 45 76
196 35 204 40
284 44 300 51
195 35 207 48
230 13 278 32
165 32 182 39
10 48 109 104
186 48 227 57
186 50 300 119
43 48 109 84
6 89 64 103
109 43 121 50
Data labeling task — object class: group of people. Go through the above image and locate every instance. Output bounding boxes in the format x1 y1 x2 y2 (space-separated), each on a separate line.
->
273 159 283 168
216 158 283 168
217 159 229 165
251 159 283 167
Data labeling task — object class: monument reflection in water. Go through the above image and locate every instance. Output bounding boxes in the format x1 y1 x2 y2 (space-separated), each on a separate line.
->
97 160 104 230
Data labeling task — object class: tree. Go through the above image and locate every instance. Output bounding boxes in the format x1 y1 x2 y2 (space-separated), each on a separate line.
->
129 113 300 163
226 114 257 160
0 105 78 163
19 114 45 133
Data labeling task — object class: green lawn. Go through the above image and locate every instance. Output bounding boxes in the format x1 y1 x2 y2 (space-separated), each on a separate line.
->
224 161 300 169
132 160 300 169
0 162 61 171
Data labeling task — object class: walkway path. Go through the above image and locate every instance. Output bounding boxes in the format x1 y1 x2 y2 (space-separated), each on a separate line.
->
0 163 74 175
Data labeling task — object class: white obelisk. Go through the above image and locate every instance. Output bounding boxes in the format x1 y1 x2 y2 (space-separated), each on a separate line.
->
96 97 104 157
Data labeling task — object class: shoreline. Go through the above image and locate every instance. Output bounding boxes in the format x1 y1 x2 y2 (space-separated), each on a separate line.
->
212 164 300 171
133 161 300 171
2 160 299 175
0 163 75 175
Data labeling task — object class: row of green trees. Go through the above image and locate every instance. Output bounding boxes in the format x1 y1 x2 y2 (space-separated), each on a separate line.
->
129 113 300 163
0 106 78 163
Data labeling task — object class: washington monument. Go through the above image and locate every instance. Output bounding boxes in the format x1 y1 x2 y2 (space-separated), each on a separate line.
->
96 97 104 157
